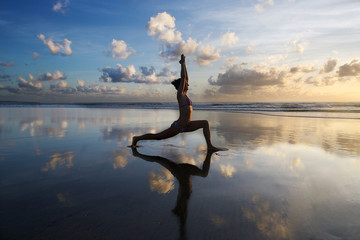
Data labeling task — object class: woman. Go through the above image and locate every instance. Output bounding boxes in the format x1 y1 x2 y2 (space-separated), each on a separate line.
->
131 54 225 151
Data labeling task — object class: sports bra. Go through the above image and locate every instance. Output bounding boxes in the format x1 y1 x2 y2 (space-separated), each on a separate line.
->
180 95 192 108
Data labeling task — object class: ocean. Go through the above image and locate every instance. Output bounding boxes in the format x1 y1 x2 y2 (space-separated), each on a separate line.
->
1 101 360 119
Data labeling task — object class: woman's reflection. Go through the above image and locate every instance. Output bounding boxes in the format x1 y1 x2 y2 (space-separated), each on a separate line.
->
131 148 217 237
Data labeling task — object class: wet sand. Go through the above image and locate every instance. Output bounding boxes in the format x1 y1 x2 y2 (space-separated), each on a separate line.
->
1 107 360 239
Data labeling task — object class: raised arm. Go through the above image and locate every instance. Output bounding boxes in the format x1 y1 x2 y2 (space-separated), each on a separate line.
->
178 54 189 95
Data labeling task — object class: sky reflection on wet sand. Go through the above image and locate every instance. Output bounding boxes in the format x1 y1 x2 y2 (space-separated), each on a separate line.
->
0 107 359 239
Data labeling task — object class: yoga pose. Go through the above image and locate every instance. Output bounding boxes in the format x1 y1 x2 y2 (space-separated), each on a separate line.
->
131 54 225 151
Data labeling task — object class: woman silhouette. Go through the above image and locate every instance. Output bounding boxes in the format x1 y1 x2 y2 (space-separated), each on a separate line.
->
131 54 225 151
131 148 216 237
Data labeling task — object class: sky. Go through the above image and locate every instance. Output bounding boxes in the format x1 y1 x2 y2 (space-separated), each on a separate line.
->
0 0 360 103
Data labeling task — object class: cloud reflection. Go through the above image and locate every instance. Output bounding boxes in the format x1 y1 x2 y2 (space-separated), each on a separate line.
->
148 168 175 194
219 164 237 178
42 151 74 171
211 112 360 157
112 148 131 169
242 195 291 239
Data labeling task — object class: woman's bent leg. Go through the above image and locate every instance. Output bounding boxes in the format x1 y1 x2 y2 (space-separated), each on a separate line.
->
132 125 179 147
184 120 215 148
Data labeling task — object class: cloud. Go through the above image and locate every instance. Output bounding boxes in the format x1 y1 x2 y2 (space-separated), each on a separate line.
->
50 80 77 94
195 45 221 66
320 58 338 74
53 0 70 14
209 63 286 94
37 70 67 81
37 34 72 56
337 59 360 77
18 77 43 90
254 0 274 13
221 32 239 47
289 65 315 74
147 12 221 66
147 11 182 43
99 64 136 83
159 37 198 60
99 64 166 84
290 39 309 54
109 39 135 60
42 151 74 171
0 61 14 67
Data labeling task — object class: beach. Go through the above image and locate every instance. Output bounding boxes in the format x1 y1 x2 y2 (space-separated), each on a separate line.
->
1 106 360 239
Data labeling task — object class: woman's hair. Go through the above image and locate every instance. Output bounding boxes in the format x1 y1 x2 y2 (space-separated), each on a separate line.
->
171 78 181 90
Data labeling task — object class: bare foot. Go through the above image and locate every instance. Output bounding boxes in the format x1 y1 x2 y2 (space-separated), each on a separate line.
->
131 136 139 148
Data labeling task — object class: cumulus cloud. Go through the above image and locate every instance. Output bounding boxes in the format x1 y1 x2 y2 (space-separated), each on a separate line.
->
320 58 338 74
99 64 171 84
109 39 135 60
50 80 73 94
337 59 360 77
37 34 72 56
221 32 239 47
147 12 182 43
147 12 221 66
159 37 198 60
99 64 136 83
0 61 14 67
18 77 43 90
209 64 286 94
195 45 221 66
53 0 70 14
37 70 66 81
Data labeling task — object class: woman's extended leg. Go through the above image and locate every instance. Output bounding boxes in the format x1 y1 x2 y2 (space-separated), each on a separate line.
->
132 125 179 147
184 120 221 150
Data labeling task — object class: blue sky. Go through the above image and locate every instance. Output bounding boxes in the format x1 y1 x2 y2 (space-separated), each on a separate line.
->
1 0 359 103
